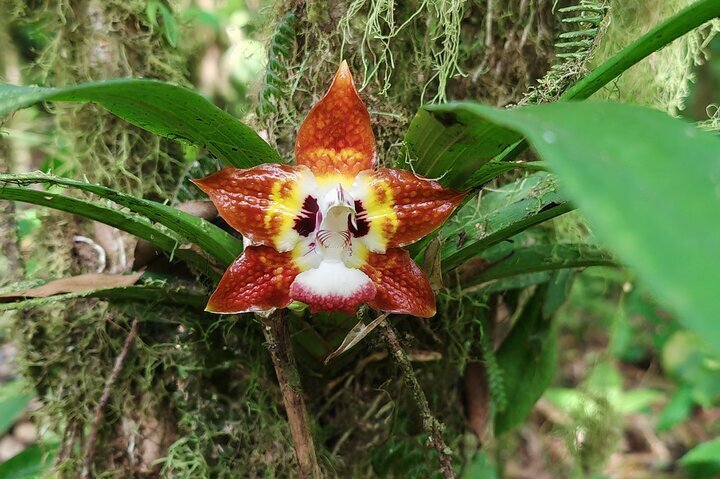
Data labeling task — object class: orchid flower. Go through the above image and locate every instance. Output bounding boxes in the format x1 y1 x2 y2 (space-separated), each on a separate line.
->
193 62 465 317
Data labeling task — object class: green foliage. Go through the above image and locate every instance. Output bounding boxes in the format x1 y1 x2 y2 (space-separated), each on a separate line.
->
401 108 522 189
0 378 33 436
680 438 720 479
424 101 720 354
564 0 720 101
0 80 280 168
258 12 296 116
429 172 572 272
0 173 243 266
494 284 559 435
462 243 614 289
0 444 57 479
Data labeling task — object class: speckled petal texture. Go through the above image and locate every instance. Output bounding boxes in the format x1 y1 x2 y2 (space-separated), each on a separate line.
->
355 168 466 249
206 246 299 313
192 164 316 252
295 61 376 178
361 248 436 318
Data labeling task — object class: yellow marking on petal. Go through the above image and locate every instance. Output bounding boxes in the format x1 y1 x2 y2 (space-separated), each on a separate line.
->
345 239 370 269
264 168 317 251
354 173 399 252
307 148 367 188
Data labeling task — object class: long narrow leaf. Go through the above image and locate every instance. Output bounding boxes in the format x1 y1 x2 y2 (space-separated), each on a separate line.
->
0 79 280 168
0 173 242 266
562 0 720 101
460 244 615 290
0 186 209 271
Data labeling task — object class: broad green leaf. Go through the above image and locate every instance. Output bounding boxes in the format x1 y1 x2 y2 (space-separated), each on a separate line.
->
0 79 280 168
0 173 242 266
494 285 557 435
0 379 33 436
0 443 57 479
430 172 572 272
427 101 720 353
401 108 522 189
0 186 210 272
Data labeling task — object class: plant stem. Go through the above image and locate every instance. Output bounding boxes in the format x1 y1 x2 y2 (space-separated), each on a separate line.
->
380 321 455 479
498 0 720 163
81 319 139 479
562 0 720 100
261 311 321 479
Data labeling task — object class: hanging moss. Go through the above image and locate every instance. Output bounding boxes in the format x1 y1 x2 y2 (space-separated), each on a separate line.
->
590 0 720 114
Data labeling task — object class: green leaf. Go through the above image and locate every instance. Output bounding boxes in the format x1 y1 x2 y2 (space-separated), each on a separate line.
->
656 385 694 432
0 173 242 266
427 101 720 354
0 379 33 436
404 0 720 179
460 243 614 289
401 108 523 189
0 79 280 168
494 285 557 435
0 276 208 312
0 444 57 479
0 185 210 271
562 0 720 101
680 438 720 479
430 172 572 272
158 3 179 47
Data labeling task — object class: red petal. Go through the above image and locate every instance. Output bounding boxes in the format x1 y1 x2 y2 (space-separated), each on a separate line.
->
206 246 299 313
354 168 466 250
295 61 375 178
361 248 436 318
192 164 316 252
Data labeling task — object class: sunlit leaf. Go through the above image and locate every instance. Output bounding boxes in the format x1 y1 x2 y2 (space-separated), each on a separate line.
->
0 79 280 168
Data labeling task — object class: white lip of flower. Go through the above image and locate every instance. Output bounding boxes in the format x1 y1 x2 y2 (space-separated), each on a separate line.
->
289 182 375 308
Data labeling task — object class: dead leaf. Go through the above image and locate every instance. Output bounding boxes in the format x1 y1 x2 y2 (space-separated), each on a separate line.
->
324 313 389 365
422 236 443 291
465 361 491 443
0 272 143 302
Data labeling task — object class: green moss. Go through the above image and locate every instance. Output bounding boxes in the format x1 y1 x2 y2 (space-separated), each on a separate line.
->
590 0 720 114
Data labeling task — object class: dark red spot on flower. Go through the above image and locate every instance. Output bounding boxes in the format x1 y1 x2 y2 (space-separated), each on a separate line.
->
349 200 370 237
293 196 319 236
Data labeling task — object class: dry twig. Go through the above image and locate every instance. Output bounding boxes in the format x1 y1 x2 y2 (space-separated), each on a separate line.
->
81 319 139 479
381 320 455 479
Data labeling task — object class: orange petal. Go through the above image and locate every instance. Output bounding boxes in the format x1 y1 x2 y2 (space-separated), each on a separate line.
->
353 168 466 251
192 164 318 252
206 246 299 313
295 61 376 179
361 248 436 318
